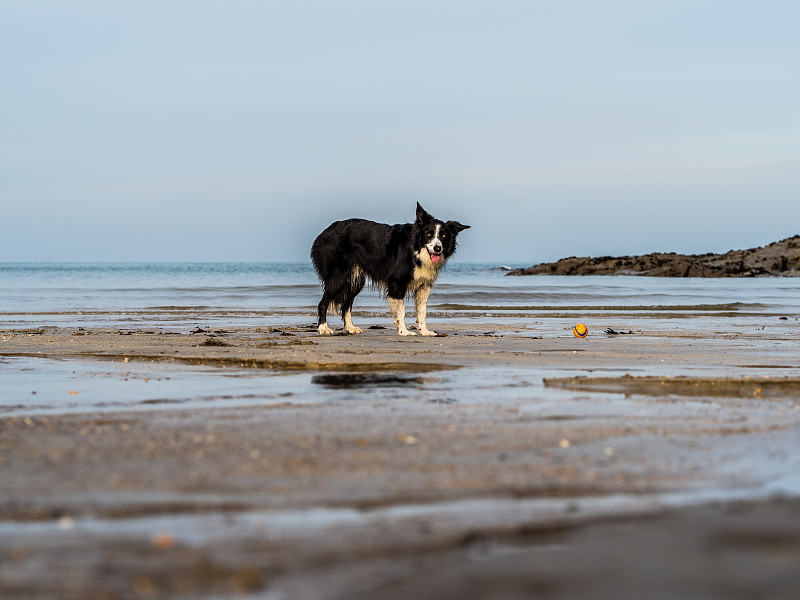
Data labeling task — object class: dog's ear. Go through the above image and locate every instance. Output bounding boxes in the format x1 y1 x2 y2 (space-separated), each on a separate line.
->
416 202 433 225
446 220 471 233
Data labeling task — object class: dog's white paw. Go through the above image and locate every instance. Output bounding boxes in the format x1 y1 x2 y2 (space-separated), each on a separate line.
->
398 328 417 336
419 329 438 336
318 323 335 335
346 325 363 334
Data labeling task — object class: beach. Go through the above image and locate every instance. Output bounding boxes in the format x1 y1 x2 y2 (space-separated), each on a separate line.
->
2 264 800 598
2 317 800 599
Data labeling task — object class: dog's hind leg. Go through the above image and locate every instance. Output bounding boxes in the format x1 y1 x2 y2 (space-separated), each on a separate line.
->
340 269 365 334
317 293 335 335
343 309 362 334
414 285 437 336
317 280 343 335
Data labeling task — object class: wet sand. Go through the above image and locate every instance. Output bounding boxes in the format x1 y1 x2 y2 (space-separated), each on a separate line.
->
2 323 800 599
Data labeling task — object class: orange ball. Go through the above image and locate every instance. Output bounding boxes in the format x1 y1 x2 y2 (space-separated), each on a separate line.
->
572 323 588 338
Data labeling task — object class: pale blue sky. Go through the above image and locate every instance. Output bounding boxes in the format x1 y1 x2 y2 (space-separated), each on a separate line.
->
2 1 798 263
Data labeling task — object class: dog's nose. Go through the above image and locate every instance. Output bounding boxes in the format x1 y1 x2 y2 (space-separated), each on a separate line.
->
433 244 442 253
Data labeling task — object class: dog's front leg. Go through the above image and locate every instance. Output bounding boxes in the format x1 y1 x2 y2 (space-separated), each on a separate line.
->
388 297 416 336
414 285 437 336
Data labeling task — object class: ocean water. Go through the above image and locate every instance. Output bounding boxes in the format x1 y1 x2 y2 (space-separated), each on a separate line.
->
1 262 798 331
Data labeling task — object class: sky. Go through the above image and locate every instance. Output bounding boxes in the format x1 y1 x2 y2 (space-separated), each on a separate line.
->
2 1 799 264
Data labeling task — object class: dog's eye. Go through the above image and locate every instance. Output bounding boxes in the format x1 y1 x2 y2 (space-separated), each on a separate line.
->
441 233 446 238
427 233 432 237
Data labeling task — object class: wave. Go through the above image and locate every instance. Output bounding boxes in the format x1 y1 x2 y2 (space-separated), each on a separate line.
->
433 302 768 312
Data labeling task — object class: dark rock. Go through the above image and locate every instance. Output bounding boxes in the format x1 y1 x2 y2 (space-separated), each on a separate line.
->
507 235 800 277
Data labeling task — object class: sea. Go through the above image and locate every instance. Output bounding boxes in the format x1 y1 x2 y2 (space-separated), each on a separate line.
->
1 261 798 331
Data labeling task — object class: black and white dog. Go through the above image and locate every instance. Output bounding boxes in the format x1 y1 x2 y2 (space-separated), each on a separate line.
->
311 203 470 336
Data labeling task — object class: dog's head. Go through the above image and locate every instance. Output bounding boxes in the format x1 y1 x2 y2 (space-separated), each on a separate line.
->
414 202 470 267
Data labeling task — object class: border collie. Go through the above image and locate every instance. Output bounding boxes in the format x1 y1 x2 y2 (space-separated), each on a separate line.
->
311 203 470 336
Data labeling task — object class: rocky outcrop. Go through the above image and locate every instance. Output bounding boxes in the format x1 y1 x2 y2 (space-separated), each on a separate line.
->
507 235 800 277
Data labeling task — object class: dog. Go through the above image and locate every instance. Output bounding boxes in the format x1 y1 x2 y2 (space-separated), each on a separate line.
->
311 203 470 336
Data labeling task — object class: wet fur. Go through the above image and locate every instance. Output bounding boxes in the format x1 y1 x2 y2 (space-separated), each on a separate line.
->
311 203 469 336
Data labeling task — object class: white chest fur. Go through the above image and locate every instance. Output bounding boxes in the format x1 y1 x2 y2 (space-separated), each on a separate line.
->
410 250 440 291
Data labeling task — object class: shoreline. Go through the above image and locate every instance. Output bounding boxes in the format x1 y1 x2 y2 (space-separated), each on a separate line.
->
2 323 800 598
3 317 799 371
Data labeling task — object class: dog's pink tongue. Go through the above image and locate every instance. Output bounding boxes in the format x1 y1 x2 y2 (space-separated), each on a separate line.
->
431 254 441 264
